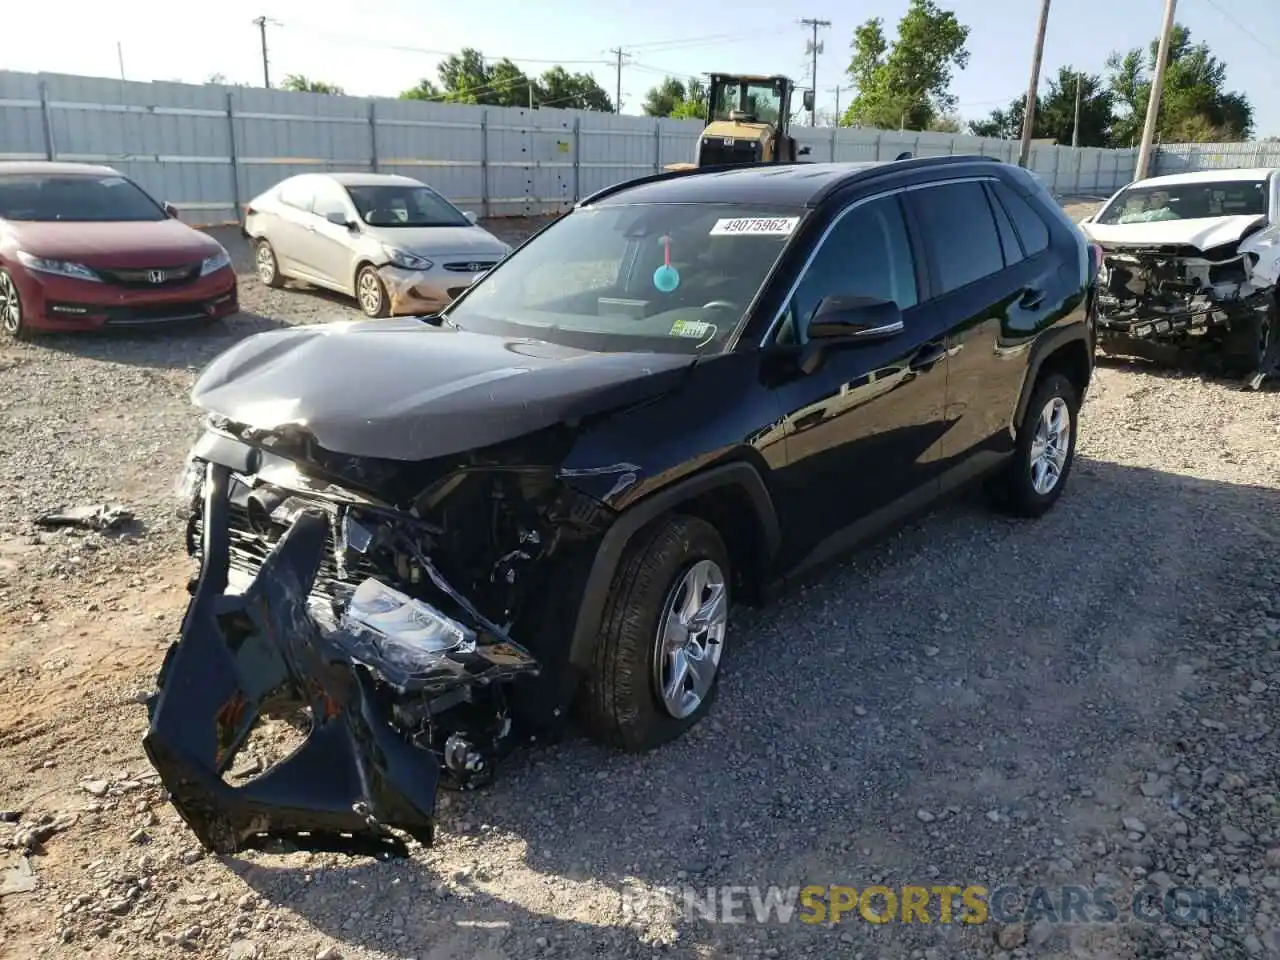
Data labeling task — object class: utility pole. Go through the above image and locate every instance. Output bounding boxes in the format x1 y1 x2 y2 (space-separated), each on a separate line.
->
799 18 831 127
1135 0 1177 182
253 16 272 88
1071 72 1082 147
116 42 126 82
1017 0 1052 168
608 47 630 114
829 85 850 125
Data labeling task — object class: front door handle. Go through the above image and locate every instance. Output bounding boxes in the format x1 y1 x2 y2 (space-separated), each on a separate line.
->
1019 287 1046 310
909 342 947 373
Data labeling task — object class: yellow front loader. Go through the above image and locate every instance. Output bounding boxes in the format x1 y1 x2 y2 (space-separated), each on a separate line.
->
665 73 815 172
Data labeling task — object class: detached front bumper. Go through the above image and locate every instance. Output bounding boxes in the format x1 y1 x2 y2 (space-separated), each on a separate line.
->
143 458 538 857
1095 288 1268 341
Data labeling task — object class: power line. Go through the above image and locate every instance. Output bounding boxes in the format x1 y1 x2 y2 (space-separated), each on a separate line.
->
1197 0 1280 57
799 18 832 127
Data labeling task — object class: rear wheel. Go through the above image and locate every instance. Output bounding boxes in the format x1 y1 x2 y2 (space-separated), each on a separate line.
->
255 239 284 288
0 269 33 341
580 515 731 752
985 372 1080 518
356 265 390 318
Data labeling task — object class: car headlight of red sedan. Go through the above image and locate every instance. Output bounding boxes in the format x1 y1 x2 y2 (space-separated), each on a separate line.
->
200 247 232 277
15 251 101 282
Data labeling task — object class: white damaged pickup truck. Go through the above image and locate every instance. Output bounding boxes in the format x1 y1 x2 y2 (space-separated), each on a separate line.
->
1078 168 1279 387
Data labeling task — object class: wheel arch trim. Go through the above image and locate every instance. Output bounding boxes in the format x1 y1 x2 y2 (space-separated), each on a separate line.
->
566 460 781 670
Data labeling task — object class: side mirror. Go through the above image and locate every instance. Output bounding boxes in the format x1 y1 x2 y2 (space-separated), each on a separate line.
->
802 89 815 112
326 211 357 229
798 145 812 156
163 202 179 218
799 296 904 374
463 210 479 225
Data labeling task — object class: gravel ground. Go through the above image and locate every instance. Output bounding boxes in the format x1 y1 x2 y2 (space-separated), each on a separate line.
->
3 203 1280 960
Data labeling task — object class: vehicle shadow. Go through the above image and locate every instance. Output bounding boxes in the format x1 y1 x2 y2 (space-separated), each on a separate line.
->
24 310 298 373
1096 340 1277 390
231 458 1280 958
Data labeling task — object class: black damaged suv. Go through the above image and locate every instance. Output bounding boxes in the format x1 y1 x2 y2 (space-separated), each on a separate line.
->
149 156 1096 854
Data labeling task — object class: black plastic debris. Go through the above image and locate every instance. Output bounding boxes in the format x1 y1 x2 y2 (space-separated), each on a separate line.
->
35 503 134 532
142 464 439 858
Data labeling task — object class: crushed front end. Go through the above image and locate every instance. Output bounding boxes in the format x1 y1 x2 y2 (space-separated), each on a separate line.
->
1093 239 1279 381
142 425 608 857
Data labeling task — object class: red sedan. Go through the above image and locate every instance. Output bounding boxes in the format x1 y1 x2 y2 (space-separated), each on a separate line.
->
0 162 238 340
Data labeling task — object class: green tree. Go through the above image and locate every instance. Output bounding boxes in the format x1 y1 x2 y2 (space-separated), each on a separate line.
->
642 76 708 119
400 78 441 100
431 48 533 107
280 74 344 95
842 0 970 130
536 66 614 111
968 66 1115 147
1106 24 1252 145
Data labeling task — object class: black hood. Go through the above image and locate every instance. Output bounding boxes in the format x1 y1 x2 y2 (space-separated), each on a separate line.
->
191 319 697 461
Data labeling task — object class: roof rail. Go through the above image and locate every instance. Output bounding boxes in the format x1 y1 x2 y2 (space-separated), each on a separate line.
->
576 160 817 208
577 153 1005 208
809 153 1003 203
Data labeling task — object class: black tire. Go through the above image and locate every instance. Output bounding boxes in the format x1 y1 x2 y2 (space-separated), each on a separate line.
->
0 268 34 341
985 371 1080 518
356 264 391 318
254 239 284 288
580 514 731 752
1219 304 1275 379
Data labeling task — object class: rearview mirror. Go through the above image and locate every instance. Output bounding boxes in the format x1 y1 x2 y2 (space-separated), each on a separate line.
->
799 296 904 374
802 89 815 112
326 211 356 229
798 145 812 156
463 210 479 225
163 202 179 218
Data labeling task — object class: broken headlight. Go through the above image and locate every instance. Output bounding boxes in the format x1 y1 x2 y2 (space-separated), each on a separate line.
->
173 452 205 516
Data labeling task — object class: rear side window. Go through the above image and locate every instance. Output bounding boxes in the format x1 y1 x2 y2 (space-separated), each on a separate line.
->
991 181 1050 257
984 183 1023 267
278 179 314 212
911 181 1005 294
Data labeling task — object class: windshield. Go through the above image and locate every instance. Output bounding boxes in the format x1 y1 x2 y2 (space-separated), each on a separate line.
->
0 173 166 222
344 183 471 228
1096 179 1269 225
444 202 804 354
709 80 784 125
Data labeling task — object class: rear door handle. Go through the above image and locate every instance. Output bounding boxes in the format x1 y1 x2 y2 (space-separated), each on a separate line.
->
1020 287 1046 310
909 342 947 373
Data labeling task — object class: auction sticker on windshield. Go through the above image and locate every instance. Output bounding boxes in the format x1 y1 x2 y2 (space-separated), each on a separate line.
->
710 217 799 236
670 319 713 339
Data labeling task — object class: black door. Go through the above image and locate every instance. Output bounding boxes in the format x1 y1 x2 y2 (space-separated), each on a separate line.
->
905 178 1060 467
766 192 952 569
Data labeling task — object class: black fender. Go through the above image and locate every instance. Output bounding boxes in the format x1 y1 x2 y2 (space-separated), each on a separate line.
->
1011 319 1095 433
566 460 782 670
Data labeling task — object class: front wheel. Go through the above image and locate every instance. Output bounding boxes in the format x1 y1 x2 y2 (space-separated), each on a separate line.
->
580 515 731 752
985 371 1080 517
255 239 284 288
0 269 33 341
356 265 390 318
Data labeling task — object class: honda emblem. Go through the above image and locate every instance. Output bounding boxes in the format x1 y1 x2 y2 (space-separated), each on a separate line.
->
147 270 167 284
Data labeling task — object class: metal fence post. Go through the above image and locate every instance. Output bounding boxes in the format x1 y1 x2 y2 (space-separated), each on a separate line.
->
874 131 882 161
654 119 662 174
572 116 581 203
226 91 241 222
369 100 379 173
829 126 837 161
480 109 490 219
38 80 55 161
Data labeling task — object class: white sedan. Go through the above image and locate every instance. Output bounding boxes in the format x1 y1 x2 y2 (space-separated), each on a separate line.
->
244 173 512 318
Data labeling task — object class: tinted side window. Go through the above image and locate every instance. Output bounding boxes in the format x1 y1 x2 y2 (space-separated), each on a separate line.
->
991 181 1050 256
984 183 1024 266
783 195 918 343
912 181 1004 294
278 179 314 212
312 181 351 220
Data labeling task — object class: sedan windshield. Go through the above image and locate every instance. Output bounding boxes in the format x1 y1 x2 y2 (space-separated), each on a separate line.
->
1095 179 1269 225
0 174 166 222
344 184 471 228
443 202 804 354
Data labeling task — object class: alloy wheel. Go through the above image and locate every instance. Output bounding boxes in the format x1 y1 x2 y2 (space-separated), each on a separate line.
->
652 559 728 720
1029 395 1071 495
358 271 383 315
255 244 275 284
0 272 21 335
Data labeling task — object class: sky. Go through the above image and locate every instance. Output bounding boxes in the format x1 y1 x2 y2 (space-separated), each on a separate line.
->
7 0 1278 138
